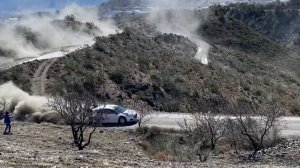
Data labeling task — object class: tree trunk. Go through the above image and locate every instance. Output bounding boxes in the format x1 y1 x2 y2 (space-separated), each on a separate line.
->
251 148 259 159
71 126 78 144
197 153 208 162
78 145 84 150
77 127 84 150
210 138 216 150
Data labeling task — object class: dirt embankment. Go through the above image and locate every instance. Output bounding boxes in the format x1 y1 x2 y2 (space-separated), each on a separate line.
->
0 122 299 168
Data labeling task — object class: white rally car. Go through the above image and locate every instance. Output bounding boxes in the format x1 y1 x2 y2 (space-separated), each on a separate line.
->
92 104 138 124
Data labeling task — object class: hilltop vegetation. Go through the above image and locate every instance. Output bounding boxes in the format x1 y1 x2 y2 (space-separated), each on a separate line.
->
209 2 300 78
200 8 286 59
99 0 143 9
211 2 300 43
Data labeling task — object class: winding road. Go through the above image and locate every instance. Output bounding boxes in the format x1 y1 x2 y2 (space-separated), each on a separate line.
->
1 46 83 95
0 45 81 71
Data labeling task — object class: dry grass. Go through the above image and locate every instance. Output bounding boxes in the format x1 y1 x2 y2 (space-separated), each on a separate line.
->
0 122 148 168
153 151 169 161
136 126 183 135
0 122 297 167
138 140 151 151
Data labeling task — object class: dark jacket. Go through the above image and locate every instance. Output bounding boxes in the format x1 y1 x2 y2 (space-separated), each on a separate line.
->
4 114 11 124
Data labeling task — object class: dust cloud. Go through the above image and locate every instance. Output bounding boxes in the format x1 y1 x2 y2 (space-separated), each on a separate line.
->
0 4 120 66
146 0 211 64
0 81 48 121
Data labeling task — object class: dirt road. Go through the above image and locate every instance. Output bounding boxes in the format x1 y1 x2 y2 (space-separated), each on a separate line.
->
123 112 300 138
31 59 57 96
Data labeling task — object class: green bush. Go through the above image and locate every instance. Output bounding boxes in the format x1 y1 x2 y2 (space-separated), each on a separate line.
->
138 56 151 72
291 102 300 115
160 100 180 112
204 77 219 94
109 67 126 84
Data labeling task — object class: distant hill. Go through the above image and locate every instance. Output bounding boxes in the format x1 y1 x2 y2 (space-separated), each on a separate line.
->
206 2 300 78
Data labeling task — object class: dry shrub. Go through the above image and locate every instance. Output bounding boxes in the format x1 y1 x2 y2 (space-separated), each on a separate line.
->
153 151 169 161
136 126 162 136
216 140 232 155
0 99 6 108
262 126 284 148
149 126 162 135
179 112 226 162
290 102 300 115
138 141 151 151
48 91 98 150
0 98 9 119
128 101 153 128
136 126 150 134
137 126 183 136
0 111 4 119
225 101 284 158
157 127 183 134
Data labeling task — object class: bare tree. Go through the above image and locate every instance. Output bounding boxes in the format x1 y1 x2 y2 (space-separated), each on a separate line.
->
179 112 226 162
226 99 284 158
48 92 100 150
0 98 9 118
224 118 244 156
129 101 153 128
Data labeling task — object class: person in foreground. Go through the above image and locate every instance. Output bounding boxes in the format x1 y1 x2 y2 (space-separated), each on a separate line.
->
3 111 13 135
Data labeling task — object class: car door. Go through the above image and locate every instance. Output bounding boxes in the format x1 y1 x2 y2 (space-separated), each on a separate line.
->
104 109 119 124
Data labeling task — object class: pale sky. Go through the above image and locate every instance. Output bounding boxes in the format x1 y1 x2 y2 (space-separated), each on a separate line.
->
0 0 106 15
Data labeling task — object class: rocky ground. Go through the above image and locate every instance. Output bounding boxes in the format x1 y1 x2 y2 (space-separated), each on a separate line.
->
0 122 299 168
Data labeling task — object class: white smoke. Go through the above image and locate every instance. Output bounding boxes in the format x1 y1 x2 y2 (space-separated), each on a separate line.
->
195 40 210 65
0 81 48 120
0 57 14 66
56 4 118 36
146 0 210 64
0 4 120 66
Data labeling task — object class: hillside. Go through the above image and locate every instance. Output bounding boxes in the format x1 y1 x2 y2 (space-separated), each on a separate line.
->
2 2 300 168
1 2 300 114
207 2 300 77
1 28 299 115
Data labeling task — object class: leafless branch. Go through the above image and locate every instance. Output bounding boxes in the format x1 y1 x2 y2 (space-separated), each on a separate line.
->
0 98 9 118
48 91 100 150
178 112 226 162
128 101 153 128
225 99 284 158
